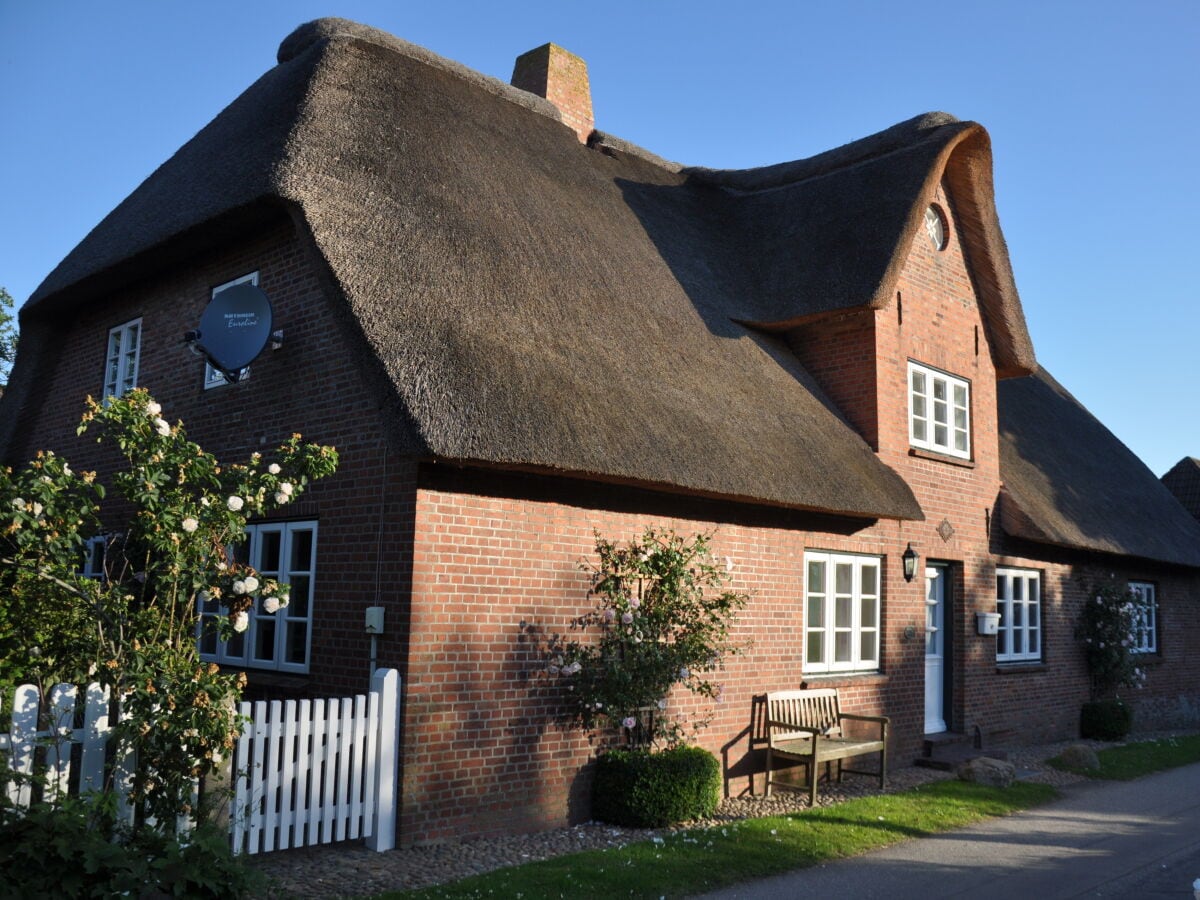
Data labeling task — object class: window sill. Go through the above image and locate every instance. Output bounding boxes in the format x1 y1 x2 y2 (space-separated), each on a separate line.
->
803 671 886 685
994 662 1045 674
909 448 976 468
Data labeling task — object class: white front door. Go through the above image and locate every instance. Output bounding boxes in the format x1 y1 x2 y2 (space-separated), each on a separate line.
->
924 566 946 734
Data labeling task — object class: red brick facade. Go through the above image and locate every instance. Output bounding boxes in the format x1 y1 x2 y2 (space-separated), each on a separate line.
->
10 189 1200 846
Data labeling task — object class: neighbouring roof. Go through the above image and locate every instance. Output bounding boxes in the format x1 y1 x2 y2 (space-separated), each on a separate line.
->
998 370 1200 567
1162 457 1200 524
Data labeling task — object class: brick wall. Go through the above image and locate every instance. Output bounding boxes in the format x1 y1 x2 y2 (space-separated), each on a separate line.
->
12 219 417 700
401 466 917 842
13 198 1199 847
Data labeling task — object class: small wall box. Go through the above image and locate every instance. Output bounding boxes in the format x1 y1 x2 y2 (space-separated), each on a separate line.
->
976 612 1000 636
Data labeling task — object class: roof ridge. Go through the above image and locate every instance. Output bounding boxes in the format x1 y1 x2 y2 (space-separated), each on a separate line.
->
684 112 967 193
278 18 566 129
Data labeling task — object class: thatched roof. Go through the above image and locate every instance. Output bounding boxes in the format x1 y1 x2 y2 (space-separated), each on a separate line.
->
686 115 1035 379
998 370 1200 567
4 18 946 520
1162 458 1200 525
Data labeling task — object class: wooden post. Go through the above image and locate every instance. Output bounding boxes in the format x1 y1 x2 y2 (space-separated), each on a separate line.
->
366 668 400 851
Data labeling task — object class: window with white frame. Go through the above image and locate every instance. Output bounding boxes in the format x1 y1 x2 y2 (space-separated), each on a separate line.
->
908 361 970 459
203 272 256 388
1128 582 1158 654
104 319 142 400
198 520 316 673
80 536 108 580
804 551 881 674
996 567 1041 663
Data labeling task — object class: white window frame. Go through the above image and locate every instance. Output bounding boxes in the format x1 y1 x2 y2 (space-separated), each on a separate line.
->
908 361 971 459
80 536 108 580
1128 582 1158 654
198 520 317 674
104 319 142 400
804 551 881 674
996 567 1041 663
203 272 256 389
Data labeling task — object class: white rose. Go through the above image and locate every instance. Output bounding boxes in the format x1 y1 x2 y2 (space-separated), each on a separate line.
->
275 492 288 505
233 612 249 633
31 502 43 516
279 482 294 497
263 596 280 614
154 418 171 436
268 463 281 475
146 401 162 417
11 497 25 511
181 517 198 533
226 496 244 512
243 576 259 593
63 465 72 476
232 580 247 595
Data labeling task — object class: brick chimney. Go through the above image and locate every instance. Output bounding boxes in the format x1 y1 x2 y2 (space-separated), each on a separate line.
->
510 43 594 144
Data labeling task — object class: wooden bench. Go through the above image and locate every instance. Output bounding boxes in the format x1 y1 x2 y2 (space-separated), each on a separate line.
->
760 688 889 805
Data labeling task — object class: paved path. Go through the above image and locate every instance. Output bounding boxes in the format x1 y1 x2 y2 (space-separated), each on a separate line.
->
694 763 1200 899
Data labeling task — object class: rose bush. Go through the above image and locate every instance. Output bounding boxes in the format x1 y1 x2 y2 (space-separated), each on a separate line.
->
1075 575 1148 699
548 528 748 748
0 389 337 829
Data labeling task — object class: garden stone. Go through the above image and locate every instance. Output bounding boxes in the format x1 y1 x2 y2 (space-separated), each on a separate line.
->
1059 743 1100 770
957 756 1016 787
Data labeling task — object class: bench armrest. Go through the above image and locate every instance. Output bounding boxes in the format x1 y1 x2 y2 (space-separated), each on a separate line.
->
838 713 889 739
838 713 889 725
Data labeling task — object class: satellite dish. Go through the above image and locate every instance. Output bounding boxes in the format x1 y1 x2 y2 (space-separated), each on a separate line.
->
192 283 275 380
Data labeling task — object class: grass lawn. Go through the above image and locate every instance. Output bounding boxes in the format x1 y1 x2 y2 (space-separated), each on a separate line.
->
1048 733 1200 780
380 779 1056 900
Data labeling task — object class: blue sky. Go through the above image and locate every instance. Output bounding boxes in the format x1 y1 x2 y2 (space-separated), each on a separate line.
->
1 1 1196 475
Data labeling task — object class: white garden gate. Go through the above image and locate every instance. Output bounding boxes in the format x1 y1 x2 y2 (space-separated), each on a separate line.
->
0 668 401 855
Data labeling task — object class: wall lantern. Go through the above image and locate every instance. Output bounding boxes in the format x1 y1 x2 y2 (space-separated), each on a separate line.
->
902 543 919 582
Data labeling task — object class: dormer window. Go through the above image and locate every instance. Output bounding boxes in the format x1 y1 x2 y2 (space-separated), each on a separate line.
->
103 319 141 401
909 361 970 459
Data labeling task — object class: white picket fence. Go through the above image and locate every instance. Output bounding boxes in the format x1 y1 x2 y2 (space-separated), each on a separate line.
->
0 668 401 855
232 667 400 854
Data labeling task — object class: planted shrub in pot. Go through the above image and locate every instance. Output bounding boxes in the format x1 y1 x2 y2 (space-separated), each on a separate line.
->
546 528 748 826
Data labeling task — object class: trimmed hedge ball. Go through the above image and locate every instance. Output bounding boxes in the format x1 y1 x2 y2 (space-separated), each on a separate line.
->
592 745 721 828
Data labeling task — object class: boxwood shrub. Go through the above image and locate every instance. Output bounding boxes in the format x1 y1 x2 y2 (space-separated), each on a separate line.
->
1080 698 1133 741
592 745 721 827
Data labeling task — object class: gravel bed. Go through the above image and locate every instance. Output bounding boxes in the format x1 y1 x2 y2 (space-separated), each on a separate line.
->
249 733 1184 898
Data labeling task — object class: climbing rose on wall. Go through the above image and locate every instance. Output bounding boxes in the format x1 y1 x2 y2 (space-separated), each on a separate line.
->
0 389 338 830
1075 575 1149 699
548 528 748 748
